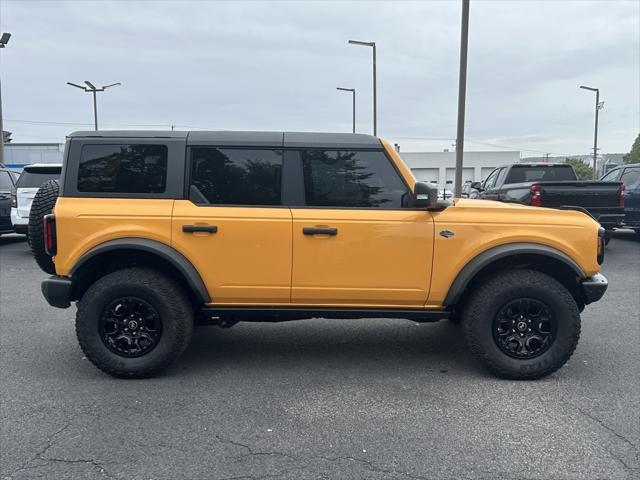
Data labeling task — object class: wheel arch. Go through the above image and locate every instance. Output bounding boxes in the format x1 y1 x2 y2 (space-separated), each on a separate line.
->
444 243 586 307
69 238 210 304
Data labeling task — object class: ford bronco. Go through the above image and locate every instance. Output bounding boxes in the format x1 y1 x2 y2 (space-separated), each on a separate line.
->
33 130 608 379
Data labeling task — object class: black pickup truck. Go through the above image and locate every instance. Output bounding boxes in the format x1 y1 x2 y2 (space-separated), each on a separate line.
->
471 163 624 232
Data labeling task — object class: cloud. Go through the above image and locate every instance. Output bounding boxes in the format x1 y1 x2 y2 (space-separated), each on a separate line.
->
1 0 638 155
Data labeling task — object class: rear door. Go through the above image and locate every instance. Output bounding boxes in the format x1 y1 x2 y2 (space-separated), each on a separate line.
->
0 171 15 231
172 146 292 305
621 167 640 225
289 149 434 307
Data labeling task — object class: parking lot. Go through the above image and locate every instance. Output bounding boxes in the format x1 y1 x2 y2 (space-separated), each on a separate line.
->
0 231 638 480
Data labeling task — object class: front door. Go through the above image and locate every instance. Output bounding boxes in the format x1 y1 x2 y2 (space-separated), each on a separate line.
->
172 147 292 305
290 149 434 307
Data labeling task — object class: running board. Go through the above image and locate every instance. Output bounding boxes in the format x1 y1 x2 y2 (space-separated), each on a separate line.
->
198 307 449 326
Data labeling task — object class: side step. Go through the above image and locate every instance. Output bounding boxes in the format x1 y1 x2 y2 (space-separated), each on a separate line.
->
198 307 450 326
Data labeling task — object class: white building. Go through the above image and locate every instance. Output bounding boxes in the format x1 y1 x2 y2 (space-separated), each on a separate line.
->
3 143 65 170
399 150 521 186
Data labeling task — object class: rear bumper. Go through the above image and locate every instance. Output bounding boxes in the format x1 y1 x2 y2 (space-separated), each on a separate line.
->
41 276 72 308
581 273 608 304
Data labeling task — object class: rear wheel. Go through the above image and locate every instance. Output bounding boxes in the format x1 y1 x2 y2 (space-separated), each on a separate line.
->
461 269 580 379
604 229 613 245
28 179 59 274
76 268 194 378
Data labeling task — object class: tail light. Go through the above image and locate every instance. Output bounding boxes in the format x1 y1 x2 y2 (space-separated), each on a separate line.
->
44 214 57 256
619 183 625 208
10 189 17 208
597 227 605 265
530 184 542 207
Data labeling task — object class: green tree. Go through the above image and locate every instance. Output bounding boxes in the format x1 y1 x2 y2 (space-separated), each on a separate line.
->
623 133 640 164
564 157 593 180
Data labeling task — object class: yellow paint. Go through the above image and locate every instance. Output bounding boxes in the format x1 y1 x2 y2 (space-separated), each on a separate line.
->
53 149 602 309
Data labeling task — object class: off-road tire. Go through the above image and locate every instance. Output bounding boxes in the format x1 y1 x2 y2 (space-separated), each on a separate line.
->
461 269 580 380
28 179 59 274
76 268 194 378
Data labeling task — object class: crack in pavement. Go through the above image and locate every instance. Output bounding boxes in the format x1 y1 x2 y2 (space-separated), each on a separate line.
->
4 412 115 480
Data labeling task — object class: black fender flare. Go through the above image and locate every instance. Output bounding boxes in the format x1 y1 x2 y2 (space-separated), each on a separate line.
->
443 243 585 306
70 238 211 303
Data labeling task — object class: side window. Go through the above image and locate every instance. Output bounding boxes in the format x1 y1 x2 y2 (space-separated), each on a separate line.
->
600 169 620 182
0 171 14 191
483 169 500 189
190 148 283 205
621 168 640 188
78 144 167 193
301 150 409 208
495 167 507 186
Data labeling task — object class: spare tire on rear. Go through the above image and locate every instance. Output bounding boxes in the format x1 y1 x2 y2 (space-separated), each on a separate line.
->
28 179 59 275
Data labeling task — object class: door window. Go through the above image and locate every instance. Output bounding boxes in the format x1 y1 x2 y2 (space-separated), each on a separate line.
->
483 169 500 189
621 168 640 188
495 167 507 186
190 148 283 205
300 150 409 208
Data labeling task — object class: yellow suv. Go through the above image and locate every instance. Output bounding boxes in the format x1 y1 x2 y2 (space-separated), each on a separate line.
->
34 131 608 379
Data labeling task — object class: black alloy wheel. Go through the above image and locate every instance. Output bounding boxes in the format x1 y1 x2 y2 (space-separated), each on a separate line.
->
99 297 162 358
493 298 556 359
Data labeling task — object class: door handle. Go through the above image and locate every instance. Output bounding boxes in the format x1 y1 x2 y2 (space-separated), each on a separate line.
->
303 227 338 236
182 225 218 233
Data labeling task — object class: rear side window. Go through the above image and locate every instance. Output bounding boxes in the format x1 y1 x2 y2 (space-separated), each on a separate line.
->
77 144 168 193
301 150 409 208
17 169 61 188
505 166 576 183
190 148 283 205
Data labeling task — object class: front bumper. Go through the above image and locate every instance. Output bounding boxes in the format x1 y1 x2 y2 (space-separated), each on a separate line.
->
41 276 72 308
581 273 608 304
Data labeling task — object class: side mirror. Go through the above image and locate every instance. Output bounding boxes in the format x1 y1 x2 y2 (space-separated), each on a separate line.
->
470 181 483 191
413 181 438 209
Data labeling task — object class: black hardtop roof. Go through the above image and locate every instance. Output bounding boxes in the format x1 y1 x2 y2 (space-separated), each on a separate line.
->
67 130 382 149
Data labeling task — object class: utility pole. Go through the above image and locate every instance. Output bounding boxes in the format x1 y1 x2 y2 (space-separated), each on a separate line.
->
580 85 603 180
454 0 470 198
67 81 121 130
0 32 11 167
348 39 376 136
336 87 356 133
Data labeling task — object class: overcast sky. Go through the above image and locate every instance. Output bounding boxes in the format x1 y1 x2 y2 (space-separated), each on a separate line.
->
1 0 638 156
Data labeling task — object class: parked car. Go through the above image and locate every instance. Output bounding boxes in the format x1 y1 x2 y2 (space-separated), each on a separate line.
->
36 130 607 380
471 163 624 232
0 168 19 236
600 163 640 234
10 164 62 237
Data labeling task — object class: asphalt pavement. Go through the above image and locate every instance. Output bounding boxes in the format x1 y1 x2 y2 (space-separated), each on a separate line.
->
1 231 638 480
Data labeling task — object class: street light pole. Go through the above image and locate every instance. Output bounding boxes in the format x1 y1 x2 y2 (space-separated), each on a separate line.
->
336 87 356 133
580 85 602 179
0 32 11 168
454 0 470 198
67 81 121 131
348 39 376 136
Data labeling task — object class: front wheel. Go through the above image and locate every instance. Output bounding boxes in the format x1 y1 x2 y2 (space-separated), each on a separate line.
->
76 268 194 378
461 269 580 380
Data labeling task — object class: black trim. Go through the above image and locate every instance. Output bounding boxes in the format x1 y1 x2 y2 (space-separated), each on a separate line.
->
200 307 449 323
182 225 217 233
443 243 586 306
70 238 211 303
303 227 337 235
581 273 608 304
41 276 72 308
